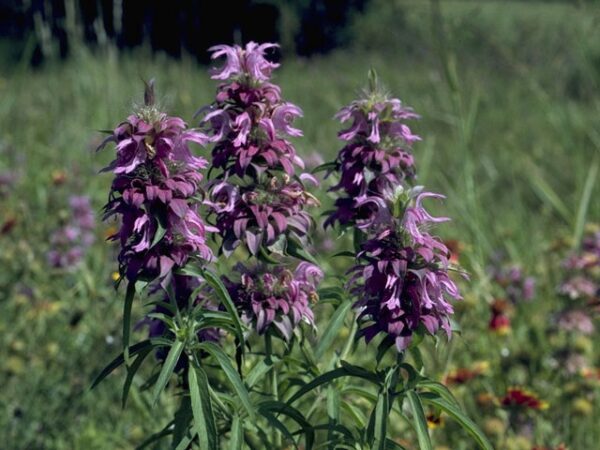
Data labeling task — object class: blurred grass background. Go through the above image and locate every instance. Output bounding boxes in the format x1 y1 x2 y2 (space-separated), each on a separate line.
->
0 0 599 448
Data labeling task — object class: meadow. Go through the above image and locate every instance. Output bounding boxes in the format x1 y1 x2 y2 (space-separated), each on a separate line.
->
0 1 599 449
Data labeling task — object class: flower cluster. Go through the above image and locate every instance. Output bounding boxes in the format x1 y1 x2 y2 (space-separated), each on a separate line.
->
207 174 318 255
349 187 462 351
100 83 213 283
200 42 318 258
47 195 96 269
201 42 305 179
224 262 323 340
325 79 420 229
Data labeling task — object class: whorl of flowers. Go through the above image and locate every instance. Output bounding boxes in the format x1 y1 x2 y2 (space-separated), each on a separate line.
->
224 262 323 340
349 187 462 351
206 174 318 255
100 81 213 283
325 72 420 229
47 195 96 269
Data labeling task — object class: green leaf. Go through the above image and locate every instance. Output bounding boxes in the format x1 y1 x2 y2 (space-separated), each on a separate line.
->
258 245 281 264
199 342 256 419
201 269 245 345
311 161 337 174
315 300 352 359
246 357 278 388
527 160 571 223
135 420 174 449
259 400 315 449
573 157 598 249
385 438 408 450
406 390 433 450
150 219 167 249
189 365 218 450
122 346 153 408
340 402 367 428
91 340 153 389
174 433 195 450
416 379 460 408
327 387 340 450
123 281 136 364
152 340 185 405
287 365 380 405
374 392 390 450
259 410 298 449
331 250 356 258
228 414 243 450
172 397 193 449
421 395 493 450
286 236 319 265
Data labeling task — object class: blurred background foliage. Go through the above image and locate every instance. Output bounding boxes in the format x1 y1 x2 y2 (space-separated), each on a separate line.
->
0 0 599 449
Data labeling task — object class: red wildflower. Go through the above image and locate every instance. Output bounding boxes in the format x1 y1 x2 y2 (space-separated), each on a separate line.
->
500 387 548 410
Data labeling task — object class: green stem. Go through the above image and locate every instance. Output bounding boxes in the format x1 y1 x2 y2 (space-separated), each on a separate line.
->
264 332 281 448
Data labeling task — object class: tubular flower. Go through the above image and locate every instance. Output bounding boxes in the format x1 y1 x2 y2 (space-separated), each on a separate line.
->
326 85 420 229
100 83 213 283
224 262 323 340
348 187 461 351
206 174 317 256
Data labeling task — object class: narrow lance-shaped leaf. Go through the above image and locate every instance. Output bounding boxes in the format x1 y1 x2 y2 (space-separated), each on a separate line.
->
228 414 243 450
189 365 218 450
91 340 153 389
122 346 153 407
406 390 434 450
201 269 245 345
199 342 256 419
123 281 136 364
374 392 390 450
287 365 380 405
421 394 494 450
315 300 352 360
152 340 185 405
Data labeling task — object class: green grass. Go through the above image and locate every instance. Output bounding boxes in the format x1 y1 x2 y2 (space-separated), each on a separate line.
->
0 1 599 448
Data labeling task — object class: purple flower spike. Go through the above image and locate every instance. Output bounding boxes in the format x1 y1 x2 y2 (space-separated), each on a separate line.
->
199 42 318 261
100 84 213 283
327 87 420 229
225 262 322 340
349 188 461 351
